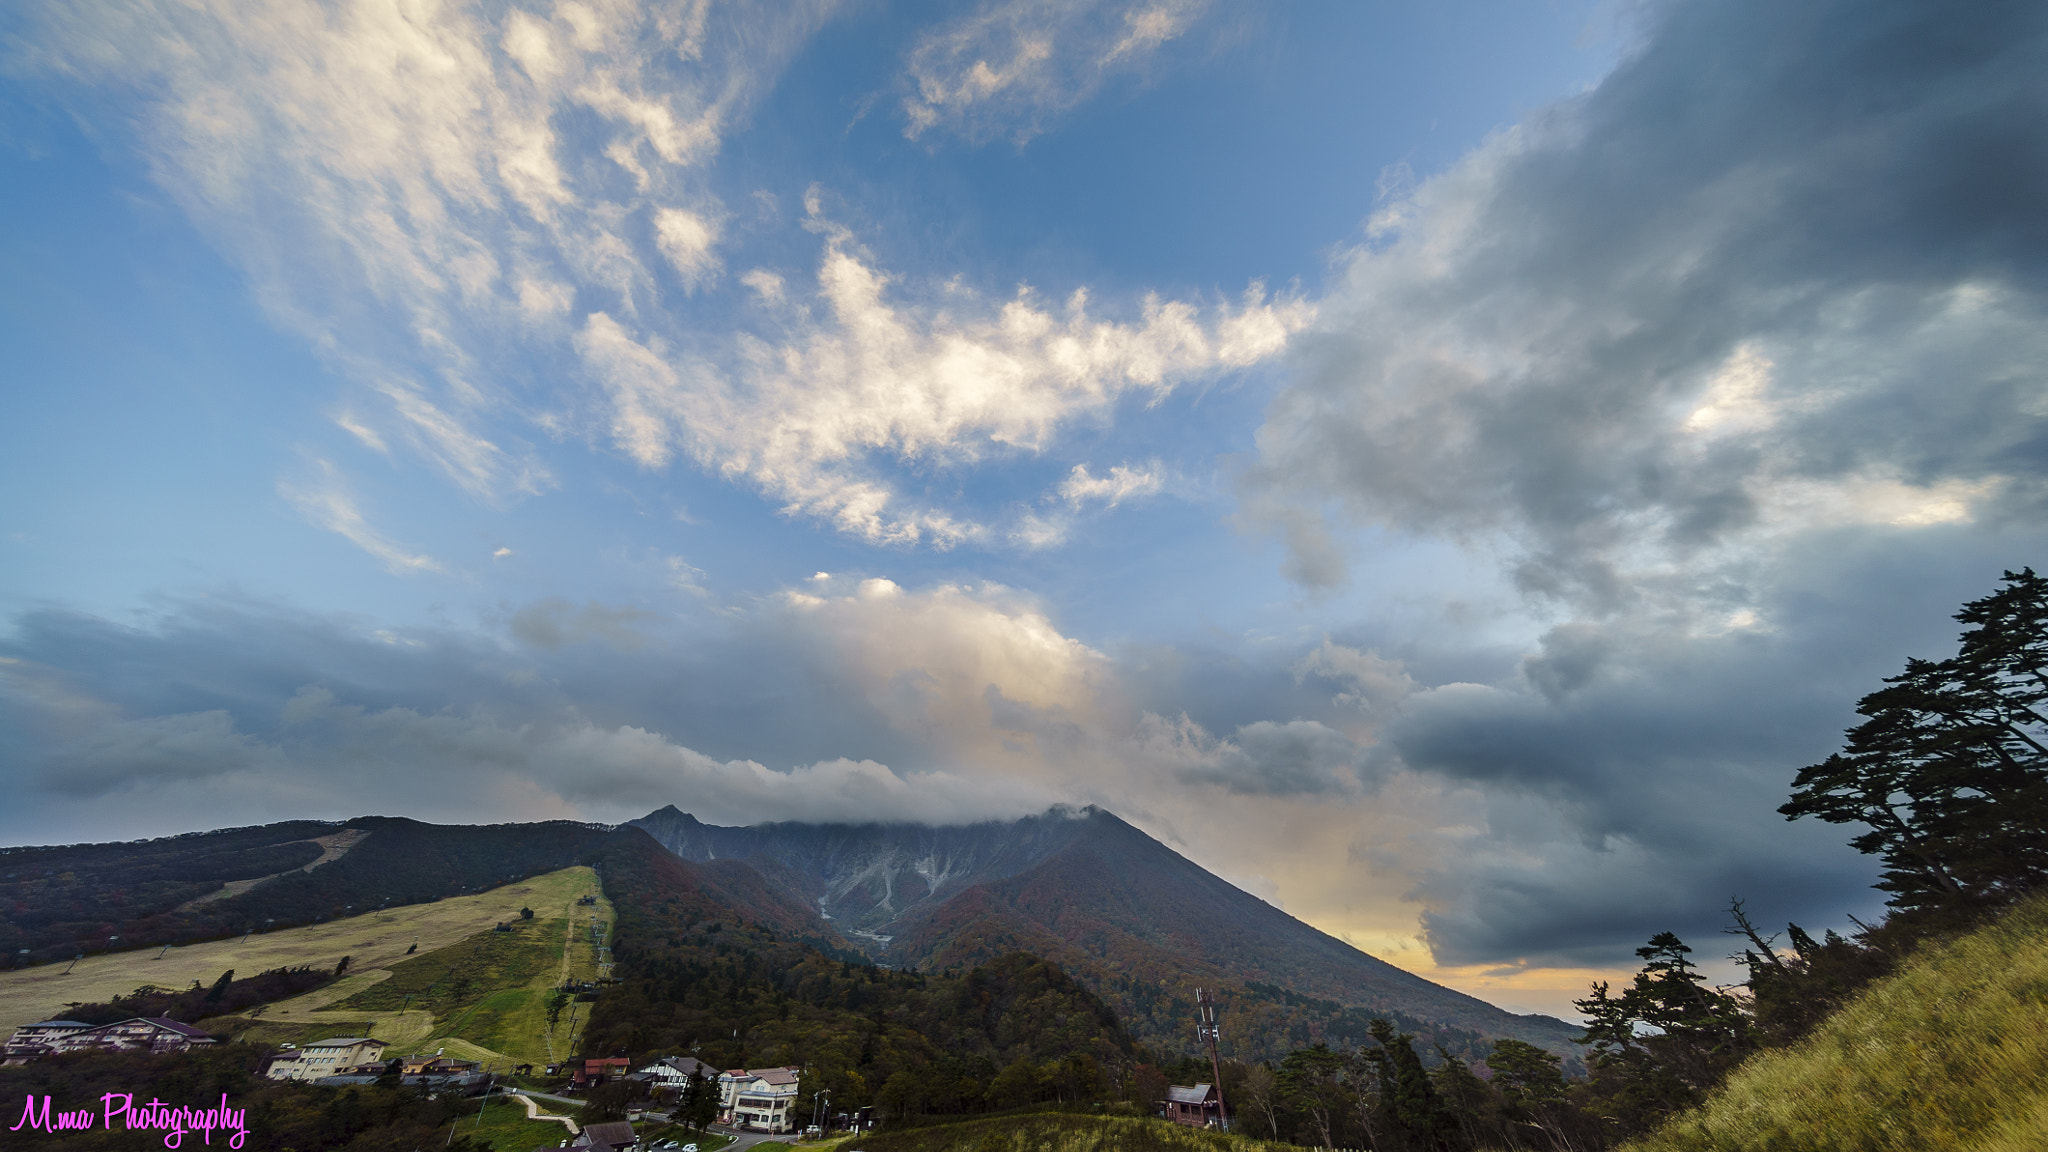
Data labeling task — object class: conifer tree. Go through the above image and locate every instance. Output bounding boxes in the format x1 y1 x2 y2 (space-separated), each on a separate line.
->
1576 933 1753 1135
1364 1018 1460 1151
1783 569 2048 911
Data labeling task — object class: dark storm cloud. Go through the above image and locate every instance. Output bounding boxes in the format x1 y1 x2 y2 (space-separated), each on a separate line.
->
1380 528 2038 967
1254 0 2048 600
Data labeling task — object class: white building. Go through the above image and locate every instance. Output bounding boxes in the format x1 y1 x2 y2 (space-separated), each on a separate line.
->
36 1017 215 1058
718 1066 801 1132
2 1020 91 1064
266 1037 387 1082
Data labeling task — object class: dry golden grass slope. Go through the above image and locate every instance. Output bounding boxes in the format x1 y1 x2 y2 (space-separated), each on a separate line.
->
0 865 605 1039
1625 891 2048 1152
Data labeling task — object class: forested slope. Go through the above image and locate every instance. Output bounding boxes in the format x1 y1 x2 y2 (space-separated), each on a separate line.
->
581 829 1138 1119
890 810 1579 1060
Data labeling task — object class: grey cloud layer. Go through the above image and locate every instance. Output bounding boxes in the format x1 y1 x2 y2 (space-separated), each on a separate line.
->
1254 0 2048 603
1237 0 2048 965
0 597 1057 842
0 533 1997 973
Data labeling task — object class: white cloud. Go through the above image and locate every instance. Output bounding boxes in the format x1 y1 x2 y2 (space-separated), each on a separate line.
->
19 0 1292 550
1058 462 1164 508
577 210 1309 545
277 460 443 574
902 0 1211 144
1294 640 1417 718
777 577 1112 756
654 206 720 286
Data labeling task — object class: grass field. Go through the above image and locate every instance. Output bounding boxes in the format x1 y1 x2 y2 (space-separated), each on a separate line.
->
321 873 614 1065
831 1114 1299 1152
1622 891 2048 1152
438 1092 578 1152
196 1016 379 1047
0 865 603 1035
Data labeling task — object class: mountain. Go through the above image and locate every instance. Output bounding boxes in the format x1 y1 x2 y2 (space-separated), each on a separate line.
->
5 806 1580 1061
627 805 1581 1057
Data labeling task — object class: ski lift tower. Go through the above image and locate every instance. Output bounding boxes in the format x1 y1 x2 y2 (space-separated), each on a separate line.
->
1195 988 1230 1130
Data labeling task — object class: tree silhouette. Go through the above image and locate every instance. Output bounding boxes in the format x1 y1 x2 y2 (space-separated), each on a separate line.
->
1576 933 1753 1135
1784 569 2048 911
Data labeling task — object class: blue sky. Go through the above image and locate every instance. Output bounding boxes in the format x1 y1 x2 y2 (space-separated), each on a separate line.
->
4 0 2045 1016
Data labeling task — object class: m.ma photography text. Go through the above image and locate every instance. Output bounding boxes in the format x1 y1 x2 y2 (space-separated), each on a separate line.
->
11 1093 250 1148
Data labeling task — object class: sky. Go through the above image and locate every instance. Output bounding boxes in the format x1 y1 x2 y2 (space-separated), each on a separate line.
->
2 0 2044 1018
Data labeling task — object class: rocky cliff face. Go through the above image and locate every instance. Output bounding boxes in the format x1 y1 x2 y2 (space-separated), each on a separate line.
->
626 804 1098 939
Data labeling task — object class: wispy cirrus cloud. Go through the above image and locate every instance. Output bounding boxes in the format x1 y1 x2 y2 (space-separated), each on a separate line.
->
277 459 442 574
14 0 833 503
16 0 1287 551
901 0 1212 145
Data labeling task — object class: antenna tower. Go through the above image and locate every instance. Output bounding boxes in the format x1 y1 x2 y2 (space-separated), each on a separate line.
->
1195 987 1229 1130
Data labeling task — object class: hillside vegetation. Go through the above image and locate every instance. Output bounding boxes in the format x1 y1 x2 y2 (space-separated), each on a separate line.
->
582 830 1138 1118
838 1112 1297 1152
1621 890 2048 1152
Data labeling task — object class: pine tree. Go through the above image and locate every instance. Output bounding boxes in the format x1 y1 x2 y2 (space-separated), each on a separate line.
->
1575 933 1753 1136
1783 569 2048 911
1364 1019 1460 1151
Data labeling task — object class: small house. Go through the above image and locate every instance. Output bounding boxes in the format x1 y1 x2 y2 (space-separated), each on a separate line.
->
1161 1083 1223 1128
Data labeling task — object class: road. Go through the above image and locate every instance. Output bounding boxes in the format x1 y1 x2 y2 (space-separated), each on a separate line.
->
509 1088 584 1108
707 1126 796 1152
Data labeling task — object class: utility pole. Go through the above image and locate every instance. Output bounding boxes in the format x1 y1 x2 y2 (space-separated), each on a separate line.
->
1195 988 1229 1131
